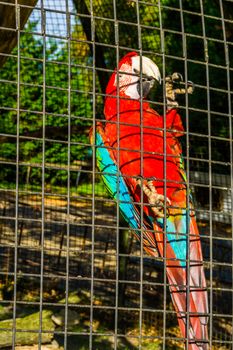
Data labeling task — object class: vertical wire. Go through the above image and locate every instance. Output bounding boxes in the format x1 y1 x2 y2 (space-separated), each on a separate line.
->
179 1 190 348
157 1 167 349
219 0 233 343
12 1 20 348
199 0 212 347
38 1 46 348
135 1 144 348
112 1 120 348
90 0 95 348
64 2 71 349
4 1 232 349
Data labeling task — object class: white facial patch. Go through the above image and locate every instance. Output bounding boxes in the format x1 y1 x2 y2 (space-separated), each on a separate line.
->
113 55 160 99
113 62 140 99
113 63 132 88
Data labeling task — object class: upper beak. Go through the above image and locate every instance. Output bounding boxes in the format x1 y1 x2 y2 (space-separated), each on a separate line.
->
132 55 161 84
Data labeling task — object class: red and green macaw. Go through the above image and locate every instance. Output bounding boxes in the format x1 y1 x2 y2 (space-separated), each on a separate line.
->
90 52 208 349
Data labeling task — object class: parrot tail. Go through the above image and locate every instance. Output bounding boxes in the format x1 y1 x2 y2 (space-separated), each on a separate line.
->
153 210 209 350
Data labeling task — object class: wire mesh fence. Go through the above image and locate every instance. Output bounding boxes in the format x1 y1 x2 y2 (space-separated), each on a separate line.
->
0 0 232 349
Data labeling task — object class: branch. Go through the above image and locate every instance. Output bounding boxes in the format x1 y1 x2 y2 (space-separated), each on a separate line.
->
73 0 109 94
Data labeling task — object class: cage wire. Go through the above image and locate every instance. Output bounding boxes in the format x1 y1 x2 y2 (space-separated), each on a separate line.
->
0 0 232 349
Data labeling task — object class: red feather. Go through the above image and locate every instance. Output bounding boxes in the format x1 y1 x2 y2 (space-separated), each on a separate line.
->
100 52 208 349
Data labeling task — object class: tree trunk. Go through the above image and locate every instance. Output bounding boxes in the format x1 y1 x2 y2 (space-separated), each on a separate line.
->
73 0 109 95
0 0 38 68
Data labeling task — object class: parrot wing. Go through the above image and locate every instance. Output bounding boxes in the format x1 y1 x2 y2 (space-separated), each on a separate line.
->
90 122 159 256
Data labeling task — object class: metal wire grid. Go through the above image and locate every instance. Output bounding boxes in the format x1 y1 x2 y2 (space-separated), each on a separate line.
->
0 0 232 349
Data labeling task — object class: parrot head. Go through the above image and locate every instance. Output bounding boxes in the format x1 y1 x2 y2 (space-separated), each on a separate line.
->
106 52 161 100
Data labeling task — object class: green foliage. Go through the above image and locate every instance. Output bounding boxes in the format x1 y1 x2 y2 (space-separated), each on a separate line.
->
160 0 232 173
0 21 92 186
1 1 232 188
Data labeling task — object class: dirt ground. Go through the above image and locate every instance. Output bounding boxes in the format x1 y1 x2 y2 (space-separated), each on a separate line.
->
0 189 232 349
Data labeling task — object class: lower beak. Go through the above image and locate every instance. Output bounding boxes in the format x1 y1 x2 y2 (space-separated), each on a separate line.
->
137 78 156 98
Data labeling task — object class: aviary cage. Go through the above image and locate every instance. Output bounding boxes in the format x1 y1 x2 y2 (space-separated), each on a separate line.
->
0 0 232 349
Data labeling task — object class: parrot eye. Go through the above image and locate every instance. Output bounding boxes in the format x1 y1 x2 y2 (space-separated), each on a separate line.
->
141 75 154 82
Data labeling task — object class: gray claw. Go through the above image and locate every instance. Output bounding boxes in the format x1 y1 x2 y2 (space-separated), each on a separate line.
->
187 80 195 94
165 72 183 83
172 72 183 82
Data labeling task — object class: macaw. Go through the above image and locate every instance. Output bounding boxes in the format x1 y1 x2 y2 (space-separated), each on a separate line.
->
90 52 208 349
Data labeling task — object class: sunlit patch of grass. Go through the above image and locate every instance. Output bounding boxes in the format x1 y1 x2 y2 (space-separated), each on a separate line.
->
0 180 108 198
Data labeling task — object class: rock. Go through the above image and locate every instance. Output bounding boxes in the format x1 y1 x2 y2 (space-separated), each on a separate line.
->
0 310 55 348
51 309 79 327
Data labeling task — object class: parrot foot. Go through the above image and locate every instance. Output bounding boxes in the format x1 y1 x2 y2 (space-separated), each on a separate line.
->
137 179 171 218
165 72 195 110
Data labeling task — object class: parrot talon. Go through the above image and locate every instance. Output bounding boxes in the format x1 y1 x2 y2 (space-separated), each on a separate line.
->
175 72 183 82
137 179 170 218
165 73 195 110
187 80 195 94
165 72 183 84
171 72 183 82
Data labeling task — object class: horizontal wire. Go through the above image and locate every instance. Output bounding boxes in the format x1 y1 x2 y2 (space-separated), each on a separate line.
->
0 0 232 348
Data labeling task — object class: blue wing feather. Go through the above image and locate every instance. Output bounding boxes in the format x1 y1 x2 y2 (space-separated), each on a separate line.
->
96 132 142 230
90 123 159 256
